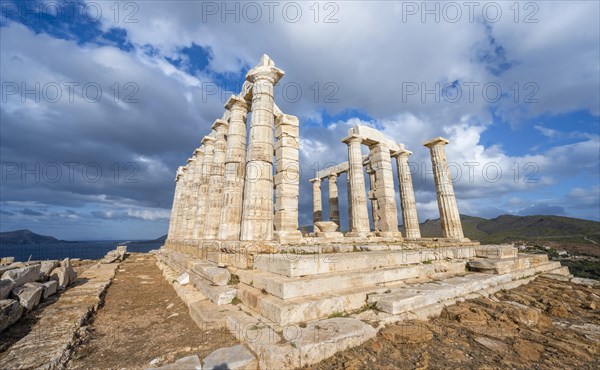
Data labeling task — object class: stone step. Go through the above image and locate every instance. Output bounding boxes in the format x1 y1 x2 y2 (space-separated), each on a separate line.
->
243 265 420 300
468 254 550 274
253 246 475 277
236 283 385 326
369 273 512 314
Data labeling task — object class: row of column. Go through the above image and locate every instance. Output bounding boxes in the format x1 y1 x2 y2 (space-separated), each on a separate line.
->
311 136 464 240
167 55 301 243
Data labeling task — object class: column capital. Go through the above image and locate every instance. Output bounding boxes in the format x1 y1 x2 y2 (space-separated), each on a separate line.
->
328 173 338 182
193 147 204 156
392 149 413 158
341 134 364 145
212 119 229 133
186 157 195 164
310 178 321 184
224 94 249 111
246 54 284 85
423 136 449 148
201 135 216 146
276 113 299 127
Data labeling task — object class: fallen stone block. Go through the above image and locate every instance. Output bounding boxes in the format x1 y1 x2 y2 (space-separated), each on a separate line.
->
1 279 15 300
0 262 24 276
49 266 70 290
145 355 202 370
176 273 190 285
39 260 59 281
203 344 257 370
41 280 58 298
117 245 128 260
62 258 77 285
2 264 41 287
0 299 23 333
13 283 43 310
0 257 15 264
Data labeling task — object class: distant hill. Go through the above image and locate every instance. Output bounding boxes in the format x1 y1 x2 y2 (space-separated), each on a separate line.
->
0 229 61 245
125 234 167 250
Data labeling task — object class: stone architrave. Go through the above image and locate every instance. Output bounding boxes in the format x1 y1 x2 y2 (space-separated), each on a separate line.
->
204 120 229 239
194 136 216 239
240 55 284 241
218 96 249 240
328 173 340 227
166 166 184 241
424 137 464 239
342 134 370 236
310 178 322 227
369 142 402 238
392 149 421 239
274 114 303 242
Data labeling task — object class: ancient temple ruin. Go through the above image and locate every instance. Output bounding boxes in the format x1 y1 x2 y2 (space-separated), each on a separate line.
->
166 55 467 249
159 55 570 369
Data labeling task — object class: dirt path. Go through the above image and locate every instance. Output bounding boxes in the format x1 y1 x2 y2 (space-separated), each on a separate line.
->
67 253 237 369
308 277 600 370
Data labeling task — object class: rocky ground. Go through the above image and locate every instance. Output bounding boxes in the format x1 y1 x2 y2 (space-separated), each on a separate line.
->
307 277 600 370
67 253 237 369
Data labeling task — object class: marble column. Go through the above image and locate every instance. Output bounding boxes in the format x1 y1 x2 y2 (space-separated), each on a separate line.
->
167 166 185 241
193 136 215 240
424 137 464 239
392 149 421 239
328 173 340 227
366 164 379 231
218 96 249 240
343 134 370 236
184 148 204 240
310 178 322 228
240 55 284 241
274 114 303 242
204 120 229 239
177 162 193 241
346 172 352 231
370 142 402 238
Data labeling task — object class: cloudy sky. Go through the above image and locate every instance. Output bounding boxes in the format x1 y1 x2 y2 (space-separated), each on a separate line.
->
1 1 598 240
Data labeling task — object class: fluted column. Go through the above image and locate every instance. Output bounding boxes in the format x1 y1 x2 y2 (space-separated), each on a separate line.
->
370 142 402 238
218 96 249 240
274 114 303 243
424 137 464 239
181 157 196 242
204 120 229 239
184 148 204 240
240 55 284 241
366 164 378 231
167 166 185 241
392 149 421 239
328 174 340 227
342 134 370 236
193 136 215 239
310 178 322 228
346 172 352 231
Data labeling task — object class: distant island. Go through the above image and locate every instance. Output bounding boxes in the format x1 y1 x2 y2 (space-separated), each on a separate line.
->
0 229 62 245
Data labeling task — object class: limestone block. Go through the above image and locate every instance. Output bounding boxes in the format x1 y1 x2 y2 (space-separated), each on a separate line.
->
176 273 190 285
275 124 299 138
39 260 59 281
49 266 69 290
192 276 236 305
0 262 24 276
62 258 77 285
1 257 15 264
203 344 257 370
287 318 377 367
102 250 121 264
41 280 58 298
117 245 128 260
475 244 517 259
0 299 23 333
314 221 339 232
13 283 43 310
1 279 15 299
146 355 202 370
189 262 231 286
2 265 41 287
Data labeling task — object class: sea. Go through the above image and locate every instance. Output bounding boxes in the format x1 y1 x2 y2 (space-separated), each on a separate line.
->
0 240 163 262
